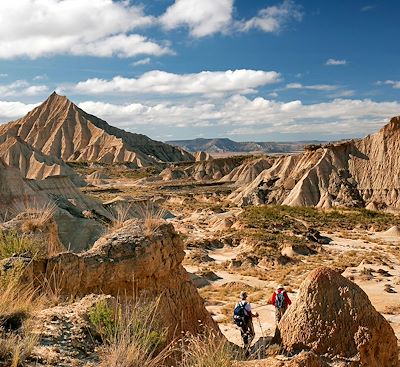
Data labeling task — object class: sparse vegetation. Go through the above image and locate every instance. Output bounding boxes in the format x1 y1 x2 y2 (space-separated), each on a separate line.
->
0 230 43 260
180 331 234 367
242 205 398 232
90 297 169 367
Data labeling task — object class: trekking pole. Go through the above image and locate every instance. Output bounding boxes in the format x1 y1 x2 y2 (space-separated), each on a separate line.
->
257 317 264 338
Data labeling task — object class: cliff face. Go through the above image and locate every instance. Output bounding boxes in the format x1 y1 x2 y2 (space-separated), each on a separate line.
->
231 115 400 209
0 92 193 166
7 220 218 339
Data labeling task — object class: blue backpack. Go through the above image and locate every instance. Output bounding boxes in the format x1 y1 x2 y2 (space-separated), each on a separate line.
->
275 292 286 309
233 302 247 327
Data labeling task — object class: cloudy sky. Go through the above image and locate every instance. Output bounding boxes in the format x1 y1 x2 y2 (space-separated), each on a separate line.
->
0 0 399 142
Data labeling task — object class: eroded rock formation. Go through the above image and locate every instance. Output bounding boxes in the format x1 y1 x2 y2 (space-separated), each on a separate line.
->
279 267 399 366
7 220 217 339
231 116 400 209
0 92 193 166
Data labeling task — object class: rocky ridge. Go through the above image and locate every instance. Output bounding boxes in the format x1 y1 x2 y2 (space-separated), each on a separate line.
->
231 116 400 209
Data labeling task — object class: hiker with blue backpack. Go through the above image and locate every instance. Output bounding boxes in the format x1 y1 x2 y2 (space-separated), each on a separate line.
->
270 285 291 323
233 291 259 354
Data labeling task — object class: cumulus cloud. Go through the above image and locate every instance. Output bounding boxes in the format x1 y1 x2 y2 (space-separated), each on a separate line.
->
0 0 171 59
65 69 281 96
326 58 347 66
239 0 303 33
76 96 400 138
377 80 400 89
0 101 39 122
286 83 338 91
160 0 234 38
0 80 48 96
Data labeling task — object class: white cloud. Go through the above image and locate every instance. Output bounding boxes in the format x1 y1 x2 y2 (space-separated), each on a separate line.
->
76 96 400 138
0 0 171 59
0 80 48 96
160 0 234 38
377 80 400 89
0 73 8 78
132 58 151 66
326 58 347 66
0 101 38 122
286 83 338 91
239 0 303 33
2 94 399 138
65 69 281 96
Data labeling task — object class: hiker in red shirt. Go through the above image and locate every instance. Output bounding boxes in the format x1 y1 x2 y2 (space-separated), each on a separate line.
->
270 285 291 323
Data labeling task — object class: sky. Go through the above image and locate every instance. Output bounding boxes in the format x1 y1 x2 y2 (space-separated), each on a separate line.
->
0 0 399 142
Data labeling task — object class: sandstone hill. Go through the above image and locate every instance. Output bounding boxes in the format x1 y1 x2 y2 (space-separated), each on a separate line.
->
231 116 400 209
0 135 84 186
0 158 47 215
0 158 110 249
220 156 273 186
279 267 399 366
0 92 193 166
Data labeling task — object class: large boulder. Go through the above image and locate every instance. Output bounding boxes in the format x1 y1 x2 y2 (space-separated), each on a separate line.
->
4 220 218 340
279 267 399 366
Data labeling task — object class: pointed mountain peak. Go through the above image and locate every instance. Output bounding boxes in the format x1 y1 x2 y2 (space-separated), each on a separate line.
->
45 91 71 104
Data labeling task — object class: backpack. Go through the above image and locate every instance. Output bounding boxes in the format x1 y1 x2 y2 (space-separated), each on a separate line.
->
233 302 247 327
275 292 286 309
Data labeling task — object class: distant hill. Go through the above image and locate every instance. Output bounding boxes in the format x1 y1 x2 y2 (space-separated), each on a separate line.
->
167 138 325 154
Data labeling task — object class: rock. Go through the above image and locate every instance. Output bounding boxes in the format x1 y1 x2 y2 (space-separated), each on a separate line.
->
3 220 218 340
0 136 85 186
279 267 399 366
220 157 273 186
383 225 400 237
194 151 214 161
29 294 111 366
231 116 400 209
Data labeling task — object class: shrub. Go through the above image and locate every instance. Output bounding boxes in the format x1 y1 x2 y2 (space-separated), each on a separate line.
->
180 331 233 367
90 297 170 367
0 230 42 260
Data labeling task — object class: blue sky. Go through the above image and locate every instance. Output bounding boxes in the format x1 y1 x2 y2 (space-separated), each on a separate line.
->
0 0 399 142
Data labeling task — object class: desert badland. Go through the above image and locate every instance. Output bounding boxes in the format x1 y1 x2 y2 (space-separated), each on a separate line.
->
0 1 400 366
0 92 398 366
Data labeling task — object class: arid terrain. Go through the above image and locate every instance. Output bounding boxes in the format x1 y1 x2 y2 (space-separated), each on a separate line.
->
0 94 399 366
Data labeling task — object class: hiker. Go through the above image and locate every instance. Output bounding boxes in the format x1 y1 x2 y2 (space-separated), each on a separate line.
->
270 285 291 323
233 291 259 353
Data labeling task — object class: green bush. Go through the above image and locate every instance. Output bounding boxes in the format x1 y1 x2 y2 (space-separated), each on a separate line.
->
0 230 42 260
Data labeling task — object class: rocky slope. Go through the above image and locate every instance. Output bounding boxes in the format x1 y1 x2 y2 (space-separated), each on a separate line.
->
220 156 273 186
231 116 400 209
0 92 193 166
0 135 84 186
